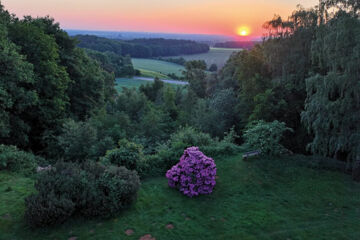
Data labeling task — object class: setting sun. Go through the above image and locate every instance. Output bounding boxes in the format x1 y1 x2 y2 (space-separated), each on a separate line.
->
237 26 250 36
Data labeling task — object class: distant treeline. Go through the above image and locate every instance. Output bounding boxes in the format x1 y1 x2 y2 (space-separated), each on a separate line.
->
214 41 257 49
155 57 187 66
75 35 210 58
85 49 138 77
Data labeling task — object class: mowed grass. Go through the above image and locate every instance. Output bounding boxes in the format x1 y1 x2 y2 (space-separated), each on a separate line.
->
1 154 360 239
132 58 185 78
173 47 242 68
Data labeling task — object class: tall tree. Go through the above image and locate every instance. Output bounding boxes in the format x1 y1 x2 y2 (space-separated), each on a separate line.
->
301 11 360 178
8 19 70 150
0 6 38 147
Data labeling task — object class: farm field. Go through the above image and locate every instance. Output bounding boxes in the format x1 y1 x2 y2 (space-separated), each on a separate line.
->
115 78 150 91
138 69 169 79
1 154 360 240
171 47 242 69
132 58 186 78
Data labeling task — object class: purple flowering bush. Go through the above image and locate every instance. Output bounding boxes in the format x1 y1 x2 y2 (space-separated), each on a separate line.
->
166 147 217 197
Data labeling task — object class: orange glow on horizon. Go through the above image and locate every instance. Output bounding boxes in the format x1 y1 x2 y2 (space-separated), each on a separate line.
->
236 26 251 36
2 0 319 39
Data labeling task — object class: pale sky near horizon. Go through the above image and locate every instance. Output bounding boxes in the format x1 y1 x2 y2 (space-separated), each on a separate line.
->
2 0 319 38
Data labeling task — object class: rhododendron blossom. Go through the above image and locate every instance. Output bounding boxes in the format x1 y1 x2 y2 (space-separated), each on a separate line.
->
166 147 217 197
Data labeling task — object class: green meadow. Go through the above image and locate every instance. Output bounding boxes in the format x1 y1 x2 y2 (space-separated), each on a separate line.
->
173 47 242 69
132 58 186 78
115 78 150 91
1 154 360 240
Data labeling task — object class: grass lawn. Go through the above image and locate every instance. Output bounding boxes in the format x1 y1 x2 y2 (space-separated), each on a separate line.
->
1 154 360 240
172 47 242 69
132 58 185 78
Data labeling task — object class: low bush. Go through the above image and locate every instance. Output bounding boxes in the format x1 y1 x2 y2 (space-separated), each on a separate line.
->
166 147 217 197
149 127 240 174
243 120 293 156
25 161 140 227
0 144 43 176
81 165 140 217
56 120 98 162
25 193 75 227
101 139 147 176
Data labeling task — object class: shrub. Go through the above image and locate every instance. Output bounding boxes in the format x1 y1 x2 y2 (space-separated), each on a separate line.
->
56 120 98 162
25 193 75 227
166 147 217 197
0 144 42 176
101 139 146 175
25 161 140 227
81 165 140 217
152 127 240 174
243 120 293 156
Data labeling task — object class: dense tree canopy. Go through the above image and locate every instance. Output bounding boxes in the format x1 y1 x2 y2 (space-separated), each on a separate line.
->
75 35 210 58
0 4 133 151
302 11 360 171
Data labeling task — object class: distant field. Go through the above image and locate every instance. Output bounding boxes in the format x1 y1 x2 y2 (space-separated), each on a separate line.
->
173 47 242 69
138 69 169 79
132 58 185 78
115 78 149 91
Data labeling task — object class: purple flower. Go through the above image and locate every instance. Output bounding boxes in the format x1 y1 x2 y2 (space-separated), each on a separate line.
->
165 147 217 197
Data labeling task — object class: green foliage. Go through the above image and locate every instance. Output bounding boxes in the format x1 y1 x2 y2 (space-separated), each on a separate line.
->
139 77 164 101
0 27 37 147
302 12 360 173
102 139 146 174
85 49 135 77
65 48 109 120
56 120 98 162
244 120 293 156
76 35 209 58
0 145 42 176
8 19 71 150
24 161 140 227
4 154 360 238
184 60 208 98
25 193 75 228
0 8 118 151
191 89 238 137
81 165 140 217
209 63 218 72
151 127 240 173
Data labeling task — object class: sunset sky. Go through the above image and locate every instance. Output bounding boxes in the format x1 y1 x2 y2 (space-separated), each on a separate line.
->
2 0 318 39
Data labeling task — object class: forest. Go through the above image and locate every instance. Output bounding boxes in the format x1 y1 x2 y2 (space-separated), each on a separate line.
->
0 0 359 237
75 35 210 58
214 41 256 49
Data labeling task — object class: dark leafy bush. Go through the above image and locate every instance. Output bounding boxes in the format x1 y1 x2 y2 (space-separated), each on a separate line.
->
25 193 75 227
149 127 240 174
56 120 98 162
101 139 147 175
0 144 43 176
80 165 140 217
243 120 293 156
166 147 217 197
24 161 140 227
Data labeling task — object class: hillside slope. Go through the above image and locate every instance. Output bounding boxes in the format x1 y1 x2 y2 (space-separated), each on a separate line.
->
1 154 360 239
